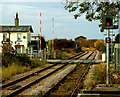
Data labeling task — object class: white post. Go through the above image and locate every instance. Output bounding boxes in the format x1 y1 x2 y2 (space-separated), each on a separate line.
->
106 29 110 85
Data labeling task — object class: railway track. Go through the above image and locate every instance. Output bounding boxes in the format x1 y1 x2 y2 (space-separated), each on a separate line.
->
45 63 91 97
72 51 89 60
2 63 68 96
44 51 96 97
1 50 97 97
67 51 88 60
65 51 97 96
79 51 94 60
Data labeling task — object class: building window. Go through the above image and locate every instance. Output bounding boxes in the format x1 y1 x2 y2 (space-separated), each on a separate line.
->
17 33 22 42
28 47 33 55
28 47 31 55
3 33 7 41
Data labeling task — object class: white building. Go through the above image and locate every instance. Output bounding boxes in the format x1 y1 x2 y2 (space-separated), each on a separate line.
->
31 34 40 41
0 13 34 54
31 34 40 54
30 34 45 56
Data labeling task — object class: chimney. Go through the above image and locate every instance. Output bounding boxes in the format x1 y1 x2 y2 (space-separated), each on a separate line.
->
15 12 19 26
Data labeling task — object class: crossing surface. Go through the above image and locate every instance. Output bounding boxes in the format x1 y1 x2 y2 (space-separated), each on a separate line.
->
47 59 102 63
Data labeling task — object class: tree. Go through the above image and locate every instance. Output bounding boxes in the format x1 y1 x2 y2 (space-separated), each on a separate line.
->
2 38 15 56
64 1 120 32
94 40 104 51
54 39 75 49
87 39 98 47
75 36 87 50
75 36 87 40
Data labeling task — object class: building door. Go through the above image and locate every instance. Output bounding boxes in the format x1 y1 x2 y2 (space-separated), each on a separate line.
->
17 47 21 54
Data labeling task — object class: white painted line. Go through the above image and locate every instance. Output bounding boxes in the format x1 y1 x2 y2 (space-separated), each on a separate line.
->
77 93 100 96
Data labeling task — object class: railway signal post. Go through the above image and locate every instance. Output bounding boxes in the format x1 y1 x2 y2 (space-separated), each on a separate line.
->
106 29 110 85
103 15 113 85
103 15 118 85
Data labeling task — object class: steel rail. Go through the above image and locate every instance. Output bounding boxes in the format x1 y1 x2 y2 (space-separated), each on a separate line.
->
1 63 58 89
42 51 96 97
70 51 96 97
2 63 68 97
2 50 95 97
2 51 88 89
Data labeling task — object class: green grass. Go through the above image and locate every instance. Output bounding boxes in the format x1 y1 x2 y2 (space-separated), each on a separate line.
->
2 63 31 81
93 70 101 80
2 60 47 81
85 64 106 90
86 80 95 90
2 54 47 82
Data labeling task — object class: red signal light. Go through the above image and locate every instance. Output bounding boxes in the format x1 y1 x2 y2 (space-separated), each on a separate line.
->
106 22 110 26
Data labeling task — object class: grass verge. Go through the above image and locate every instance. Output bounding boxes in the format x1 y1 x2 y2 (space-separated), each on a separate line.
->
2 54 47 82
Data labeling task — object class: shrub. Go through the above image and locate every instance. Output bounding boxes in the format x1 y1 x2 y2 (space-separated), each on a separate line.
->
16 54 32 66
2 53 47 81
2 53 17 67
2 63 31 81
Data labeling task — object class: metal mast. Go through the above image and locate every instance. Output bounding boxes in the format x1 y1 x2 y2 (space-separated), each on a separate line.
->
52 17 54 53
106 29 110 85
40 13 42 52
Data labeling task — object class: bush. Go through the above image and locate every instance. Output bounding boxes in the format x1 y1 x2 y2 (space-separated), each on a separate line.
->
2 54 47 81
30 59 46 68
16 54 32 66
2 53 17 67
85 45 89 48
101 44 106 53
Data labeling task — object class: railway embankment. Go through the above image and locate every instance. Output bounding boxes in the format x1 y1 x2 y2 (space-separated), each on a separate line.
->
81 62 120 96
82 63 106 91
92 63 120 92
2 50 101 96
1 64 54 88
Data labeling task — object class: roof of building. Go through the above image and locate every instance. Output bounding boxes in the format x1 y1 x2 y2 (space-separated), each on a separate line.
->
0 26 34 32
31 34 40 37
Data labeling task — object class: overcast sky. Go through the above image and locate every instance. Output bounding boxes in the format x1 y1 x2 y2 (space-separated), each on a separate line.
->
0 0 118 40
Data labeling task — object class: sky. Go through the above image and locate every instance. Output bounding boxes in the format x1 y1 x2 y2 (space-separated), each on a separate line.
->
0 0 118 41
